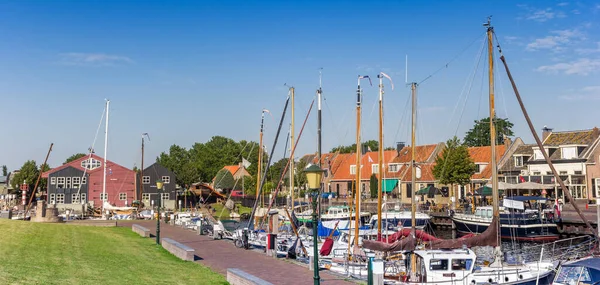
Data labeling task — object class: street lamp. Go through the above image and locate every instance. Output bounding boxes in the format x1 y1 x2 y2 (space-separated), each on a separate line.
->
304 164 324 285
155 180 164 245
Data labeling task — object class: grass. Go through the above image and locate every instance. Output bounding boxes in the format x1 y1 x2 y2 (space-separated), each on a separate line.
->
210 203 251 220
0 220 227 285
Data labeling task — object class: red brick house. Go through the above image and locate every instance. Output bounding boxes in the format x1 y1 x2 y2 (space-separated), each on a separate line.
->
42 154 136 208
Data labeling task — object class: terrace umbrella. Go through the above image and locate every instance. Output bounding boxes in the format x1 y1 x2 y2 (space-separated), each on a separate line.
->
474 185 504 196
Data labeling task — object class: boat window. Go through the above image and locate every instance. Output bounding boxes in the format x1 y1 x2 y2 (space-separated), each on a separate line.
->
343 208 348 213
451 259 472 271
554 266 591 283
475 209 481 217
341 234 349 243
486 209 492 218
429 259 449 271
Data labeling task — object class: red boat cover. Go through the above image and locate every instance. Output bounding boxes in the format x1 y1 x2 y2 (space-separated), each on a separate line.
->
363 216 499 252
319 238 334 256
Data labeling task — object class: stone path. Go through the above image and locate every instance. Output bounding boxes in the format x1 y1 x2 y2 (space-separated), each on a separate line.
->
118 221 360 285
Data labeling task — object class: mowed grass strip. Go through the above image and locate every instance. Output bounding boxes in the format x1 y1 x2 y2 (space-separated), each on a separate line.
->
0 220 227 285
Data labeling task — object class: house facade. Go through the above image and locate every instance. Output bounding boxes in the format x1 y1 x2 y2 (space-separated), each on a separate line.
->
138 162 178 209
42 154 136 209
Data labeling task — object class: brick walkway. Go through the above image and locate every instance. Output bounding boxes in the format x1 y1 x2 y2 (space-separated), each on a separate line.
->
118 221 359 285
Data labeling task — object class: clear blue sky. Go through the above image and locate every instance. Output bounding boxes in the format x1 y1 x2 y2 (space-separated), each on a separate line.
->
1 0 599 173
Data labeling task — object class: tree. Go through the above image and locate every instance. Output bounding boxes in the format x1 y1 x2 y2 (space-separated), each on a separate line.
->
10 160 40 194
214 169 235 190
294 159 309 194
463 117 514 147
369 174 378 199
330 140 379 153
64 153 86 164
2 165 7 176
432 136 476 209
268 158 289 186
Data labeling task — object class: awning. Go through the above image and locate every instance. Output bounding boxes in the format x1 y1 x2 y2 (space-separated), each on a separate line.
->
486 181 554 190
382 179 398 193
474 185 504 196
416 185 442 196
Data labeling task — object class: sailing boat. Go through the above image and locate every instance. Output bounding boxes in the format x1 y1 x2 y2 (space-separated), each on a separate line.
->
362 18 556 284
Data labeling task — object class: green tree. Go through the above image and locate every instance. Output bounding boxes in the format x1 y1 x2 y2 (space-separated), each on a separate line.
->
294 159 309 194
10 160 39 193
369 174 378 199
2 165 7 176
64 153 86 164
330 140 380 153
214 169 235 190
463 117 514 147
432 136 476 209
268 158 289 186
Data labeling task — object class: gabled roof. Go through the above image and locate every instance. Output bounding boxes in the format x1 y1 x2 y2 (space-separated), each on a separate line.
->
468 145 506 180
331 153 358 181
399 164 436 182
543 128 599 146
513 144 535 156
42 154 131 178
330 150 397 181
391 144 441 164
223 165 240 176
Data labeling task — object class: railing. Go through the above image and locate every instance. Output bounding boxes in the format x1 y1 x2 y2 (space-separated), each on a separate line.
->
502 235 596 264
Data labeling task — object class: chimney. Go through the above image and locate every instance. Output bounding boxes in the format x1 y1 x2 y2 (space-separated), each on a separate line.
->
542 126 553 142
396 142 406 155
593 127 600 140
503 135 512 149
361 144 369 154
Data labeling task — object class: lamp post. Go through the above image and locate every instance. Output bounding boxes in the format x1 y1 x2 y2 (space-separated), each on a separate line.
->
155 180 164 245
304 164 324 285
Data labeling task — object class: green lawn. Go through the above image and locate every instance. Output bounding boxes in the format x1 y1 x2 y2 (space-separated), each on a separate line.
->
0 220 227 285
211 203 251 220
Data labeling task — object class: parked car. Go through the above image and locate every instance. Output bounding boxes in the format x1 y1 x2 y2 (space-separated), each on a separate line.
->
139 210 153 219
231 190 246 198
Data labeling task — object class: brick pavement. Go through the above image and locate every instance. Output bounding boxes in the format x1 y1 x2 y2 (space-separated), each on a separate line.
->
118 221 360 285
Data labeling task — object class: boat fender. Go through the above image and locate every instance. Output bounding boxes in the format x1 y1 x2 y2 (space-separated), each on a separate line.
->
519 274 523 279
505 277 509 282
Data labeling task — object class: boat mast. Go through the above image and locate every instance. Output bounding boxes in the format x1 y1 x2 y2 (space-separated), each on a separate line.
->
409 82 418 279
376 72 393 240
257 110 265 207
290 87 295 212
102 99 110 218
140 135 144 201
317 70 322 169
354 75 371 248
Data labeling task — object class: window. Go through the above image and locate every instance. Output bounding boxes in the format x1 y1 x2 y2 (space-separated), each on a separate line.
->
119 193 127 200
56 194 65 204
407 184 412 198
429 259 449 271
575 170 583 175
162 176 170 184
560 171 567 175
161 193 170 200
533 171 541 175
561 146 577 159
534 149 544 160
350 165 356 175
72 193 80 204
49 193 55 204
50 177 56 185
81 158 101 170
389 164 400 172
56 177 65 188
371 164 379 174
82 177 87 184
142 193 150 201
514 156 523 167
142 176 150 184
80 194 86 203
65 177 72 189
475 164 485 173
451 259 472 271
100 193 107 201
72 177 81 189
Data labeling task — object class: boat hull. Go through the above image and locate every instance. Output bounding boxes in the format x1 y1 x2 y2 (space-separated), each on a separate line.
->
452 216 559 241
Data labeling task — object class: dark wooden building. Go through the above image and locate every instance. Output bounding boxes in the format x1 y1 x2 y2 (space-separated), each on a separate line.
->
137 163 178 209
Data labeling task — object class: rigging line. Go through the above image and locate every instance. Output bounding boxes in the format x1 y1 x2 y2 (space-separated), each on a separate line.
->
452 36 487 137
418 31 487 85
75 104 107 203
446 36 486 136
391 90 412 144
322 93 347 145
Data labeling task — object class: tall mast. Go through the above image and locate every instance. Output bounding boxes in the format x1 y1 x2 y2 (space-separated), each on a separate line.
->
376 72 393 240
354 75 371 248
290 87 295 212
317 70 322 167
102 99 110 218
409 82 418 279
140 135 144 201
257 110 265 204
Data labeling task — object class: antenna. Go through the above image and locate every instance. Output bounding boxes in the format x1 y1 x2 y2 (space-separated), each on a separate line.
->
483 15 492 27
319 67 323 88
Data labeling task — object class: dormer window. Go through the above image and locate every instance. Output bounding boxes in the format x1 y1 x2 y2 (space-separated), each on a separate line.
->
533 149 544 160
475 164 486 174
388 163 400 172
371 164 379 174
350 165 356 175
81 158 102 170
561 146 577 159
514 156 523 167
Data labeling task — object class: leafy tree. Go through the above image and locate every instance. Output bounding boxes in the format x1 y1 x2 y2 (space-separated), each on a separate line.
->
294 158 309 195
463 117 514 147
243 175 257 197
2 165 7 176
432 136 476 209
330 140 379 153
268 158 289 186
10 160 40 194
369 174 378 199
64 153 86 164
214 169 235 190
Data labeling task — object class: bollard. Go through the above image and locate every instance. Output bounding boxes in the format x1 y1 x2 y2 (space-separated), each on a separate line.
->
368 257 373 285
242 228 249 249
197 220 203 235
372 258 384 285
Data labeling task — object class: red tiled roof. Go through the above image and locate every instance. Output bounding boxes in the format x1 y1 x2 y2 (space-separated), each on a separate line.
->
42 154 129 178
399 164 436 182
223 165 240 176
392 144 439 163
330 150 397 181
468 145 506 180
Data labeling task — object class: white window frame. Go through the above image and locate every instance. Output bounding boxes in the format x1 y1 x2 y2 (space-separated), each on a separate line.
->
72 177 81 189
350 165 356 175
119 193 127 201
81 158 101 170
100 193 108 201
142 176 150 184
49 193 55 204
72 193 79 204
56 194 65 204
50 177 56 185
371 164 379 174
56 177 65 188
514 156 523 167
388 164 399 172
65 177 72 189
142 193 150 201
82 177 87 184
162 176 171 184
161 193 169 200
80 193 86 204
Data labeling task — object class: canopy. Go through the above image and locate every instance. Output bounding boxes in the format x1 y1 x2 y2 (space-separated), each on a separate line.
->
474 185 504 196
505 196 547 202
486 181 553 190
382 179 398 193
416 185 442 196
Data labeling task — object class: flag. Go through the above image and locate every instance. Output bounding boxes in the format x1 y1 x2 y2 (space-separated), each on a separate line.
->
368 156 374 163
242 158 251 168
359 75 373 86
519 176 526 183
262 109 270 114
379 72 395 90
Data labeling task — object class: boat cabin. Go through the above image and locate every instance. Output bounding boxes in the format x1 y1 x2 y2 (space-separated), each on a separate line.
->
553 257 600 285
404 249 477 283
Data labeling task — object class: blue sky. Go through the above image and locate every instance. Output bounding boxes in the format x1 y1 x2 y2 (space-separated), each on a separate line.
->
1 0 599 173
